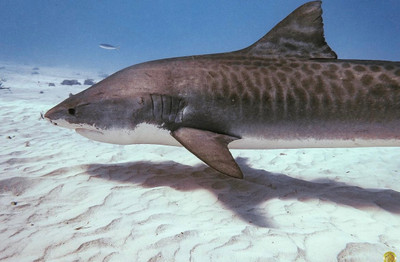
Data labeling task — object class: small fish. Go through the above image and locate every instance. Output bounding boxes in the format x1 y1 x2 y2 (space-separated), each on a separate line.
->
99 44 119 50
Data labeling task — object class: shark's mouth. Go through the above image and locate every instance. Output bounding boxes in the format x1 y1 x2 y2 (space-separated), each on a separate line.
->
75 124 181 146
75 128 103 134
75 128 105 142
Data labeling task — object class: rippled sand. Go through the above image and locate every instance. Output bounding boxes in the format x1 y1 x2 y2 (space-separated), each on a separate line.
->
1 63 399 261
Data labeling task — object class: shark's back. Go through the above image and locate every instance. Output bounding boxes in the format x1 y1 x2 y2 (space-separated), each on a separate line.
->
144 1 400 147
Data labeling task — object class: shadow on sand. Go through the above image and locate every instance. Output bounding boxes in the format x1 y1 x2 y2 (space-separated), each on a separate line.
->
86 157 400 227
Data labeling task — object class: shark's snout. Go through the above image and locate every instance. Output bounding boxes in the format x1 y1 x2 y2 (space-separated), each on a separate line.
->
44 102 78 129
45 105 63 122
44 107 57 121
45 103 76 120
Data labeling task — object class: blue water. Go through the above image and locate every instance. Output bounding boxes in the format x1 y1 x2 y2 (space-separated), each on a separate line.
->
1 0 399 73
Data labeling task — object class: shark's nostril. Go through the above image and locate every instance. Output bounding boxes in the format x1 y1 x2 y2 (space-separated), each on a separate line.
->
68 108 76 116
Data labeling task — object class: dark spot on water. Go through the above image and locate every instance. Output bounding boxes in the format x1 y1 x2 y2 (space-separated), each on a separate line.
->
311 63 321 70
370 84 388 97
222 83 230 97
253 61 263 67
301 64 313 74
262 76 271 90
342 63 351 69
252 87 260 101
385 65 395 71
330 82 344 111
281 66 292 73
286 91 297 117
261 91 271 105
294 72 301 79
314 75 325 95
260 68 269 76
221 64 230 71
379 74 392 83
283 42 298 51
253 71 261 86
261 91 274 119
361 75 374 86
329 64 339 71
210 80 218 91
208 71 218 78
293 87 308 115
344 70 355 80
242 92 251 104
273 79 285 117
343 81 355 96
309 95 319 115
322 70 336 80
277 72 286 82
353 65 366 72
236 81 244 95
301 77 313 89
370 65 381 72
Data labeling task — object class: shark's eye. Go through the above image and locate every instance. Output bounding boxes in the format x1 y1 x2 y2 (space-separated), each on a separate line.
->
68 108 76 116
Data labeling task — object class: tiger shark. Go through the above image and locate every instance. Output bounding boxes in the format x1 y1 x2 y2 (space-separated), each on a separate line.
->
45 1 400 179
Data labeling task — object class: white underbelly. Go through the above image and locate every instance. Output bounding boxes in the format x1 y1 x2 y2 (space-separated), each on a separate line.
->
75 123 181 146
74 123 400 149
228 137 400 149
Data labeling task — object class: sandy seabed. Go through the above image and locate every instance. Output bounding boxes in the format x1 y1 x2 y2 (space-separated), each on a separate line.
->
0 62 399 262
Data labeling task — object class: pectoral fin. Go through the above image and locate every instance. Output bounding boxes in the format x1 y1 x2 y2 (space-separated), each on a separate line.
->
171 127 243 179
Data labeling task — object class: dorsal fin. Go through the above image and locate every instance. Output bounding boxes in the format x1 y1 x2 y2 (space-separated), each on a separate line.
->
238 1 337 59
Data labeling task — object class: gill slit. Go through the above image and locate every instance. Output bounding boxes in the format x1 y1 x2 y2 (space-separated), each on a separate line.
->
150 94 155 119
160 94 164 120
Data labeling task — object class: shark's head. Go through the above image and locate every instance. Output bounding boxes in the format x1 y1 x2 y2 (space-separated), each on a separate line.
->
44 65 180 145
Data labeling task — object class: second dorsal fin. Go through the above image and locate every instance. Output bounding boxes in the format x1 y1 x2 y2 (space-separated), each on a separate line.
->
238 1 337 59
